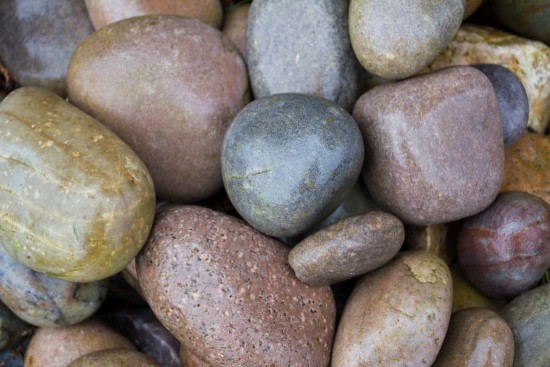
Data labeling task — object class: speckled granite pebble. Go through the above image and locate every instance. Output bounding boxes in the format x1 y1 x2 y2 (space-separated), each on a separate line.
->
490 0 550 44
474 64 528 146
501 284 550 367
0 0 94 96
137 205 336 367
222 93 363 237
426 24 550 133
247 0 362 110
349 0 464 79
353 66 503 225
289 212 404 286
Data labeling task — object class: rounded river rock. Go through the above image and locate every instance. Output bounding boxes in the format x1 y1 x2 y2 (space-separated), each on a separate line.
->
222 93 364 237
353 66 504 225
136 205 336 367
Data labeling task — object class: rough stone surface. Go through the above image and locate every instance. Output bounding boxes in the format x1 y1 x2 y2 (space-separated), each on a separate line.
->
67 349 160 367
474 64 529 146
85 0 223 29
288 212 404 286
426 24 550 133
247 0 363 110
501 284 550 367
458 192 550 298
222 3 250 58
501 133 550 204
0 245 107 327
451 263 506 313
0 0 94 96
222 93 364 237
404 223 460 265
331 251 453 366
353 66 504 225
67 15 249 202
137 205 336 367
348 0 464 80
490 0 550 44
432 308 514 367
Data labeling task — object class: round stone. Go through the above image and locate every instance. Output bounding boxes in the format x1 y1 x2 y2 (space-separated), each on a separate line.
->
222 93 364 237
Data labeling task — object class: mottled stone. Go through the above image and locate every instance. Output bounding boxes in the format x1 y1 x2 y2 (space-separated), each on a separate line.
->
0 302 28 350
85 0 223 29
465 0 484 18
68 349 160 367
331 251 452 366
349 0 464 80
490 0 550 44
0 0 94 96
0 245 107 327
353 66 503 225
67 15 249 202
432 308 514 367
501 133 550 204
104 309 181 367
451 263 506 313
501 284 550 367
289 212 404 286
222 93 364 237
404 222 460 264
426 24 550 133
24 320 135 367
222 3 250 58
137 206 336 367
474 64 529 146
247 0 362 110
458 192 550 298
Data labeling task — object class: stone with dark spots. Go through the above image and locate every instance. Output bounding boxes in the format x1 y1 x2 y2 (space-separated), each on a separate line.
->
222 3 250 58
0 0 94 96
85 0 223 30
348 0 464 80
331 251 453 366
474 64 529 146
458 192 550 298
0 245 107 328
246 0 363 110
404 222 460 265
136 205 336 367
353 66 504 225
222 93 364 237
432 308 514 367
288 212 404 286
501 284 550 367
67 15 249 202
490 0 550 44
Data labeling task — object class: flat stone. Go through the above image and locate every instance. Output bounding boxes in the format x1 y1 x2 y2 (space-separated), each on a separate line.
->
247 0 363 110
222 93 364 237
353 66 504 225
348 0 464 80
0 0 94 96
490 0 550 44
426 24 550 133
289 212 404 286
500 133 550 204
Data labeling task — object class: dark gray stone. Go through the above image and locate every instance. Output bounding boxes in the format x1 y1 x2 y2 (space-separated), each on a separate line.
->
501 284 550 367
474 64 529 146
0 302 28 351
0 0 94 96
222 93 364 237
246 0 362 110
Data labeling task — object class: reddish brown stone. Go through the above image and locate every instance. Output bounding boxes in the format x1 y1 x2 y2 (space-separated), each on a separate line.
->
137 205 335 366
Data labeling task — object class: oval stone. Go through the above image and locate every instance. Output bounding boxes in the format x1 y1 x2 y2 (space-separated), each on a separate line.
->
288 212 404 286
222 93 364 237
0 0 94 96
247 0 363 110
501 284 550 367
0 244 107 327
490 0 550 44
136 205 336 367
331 251 452 366
458 192 550 298
349 0 464 79
353 66 503 225
473 64 529 146
67 349 160 367
432 308 514 367
85 0 223 29
67 15 249 202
